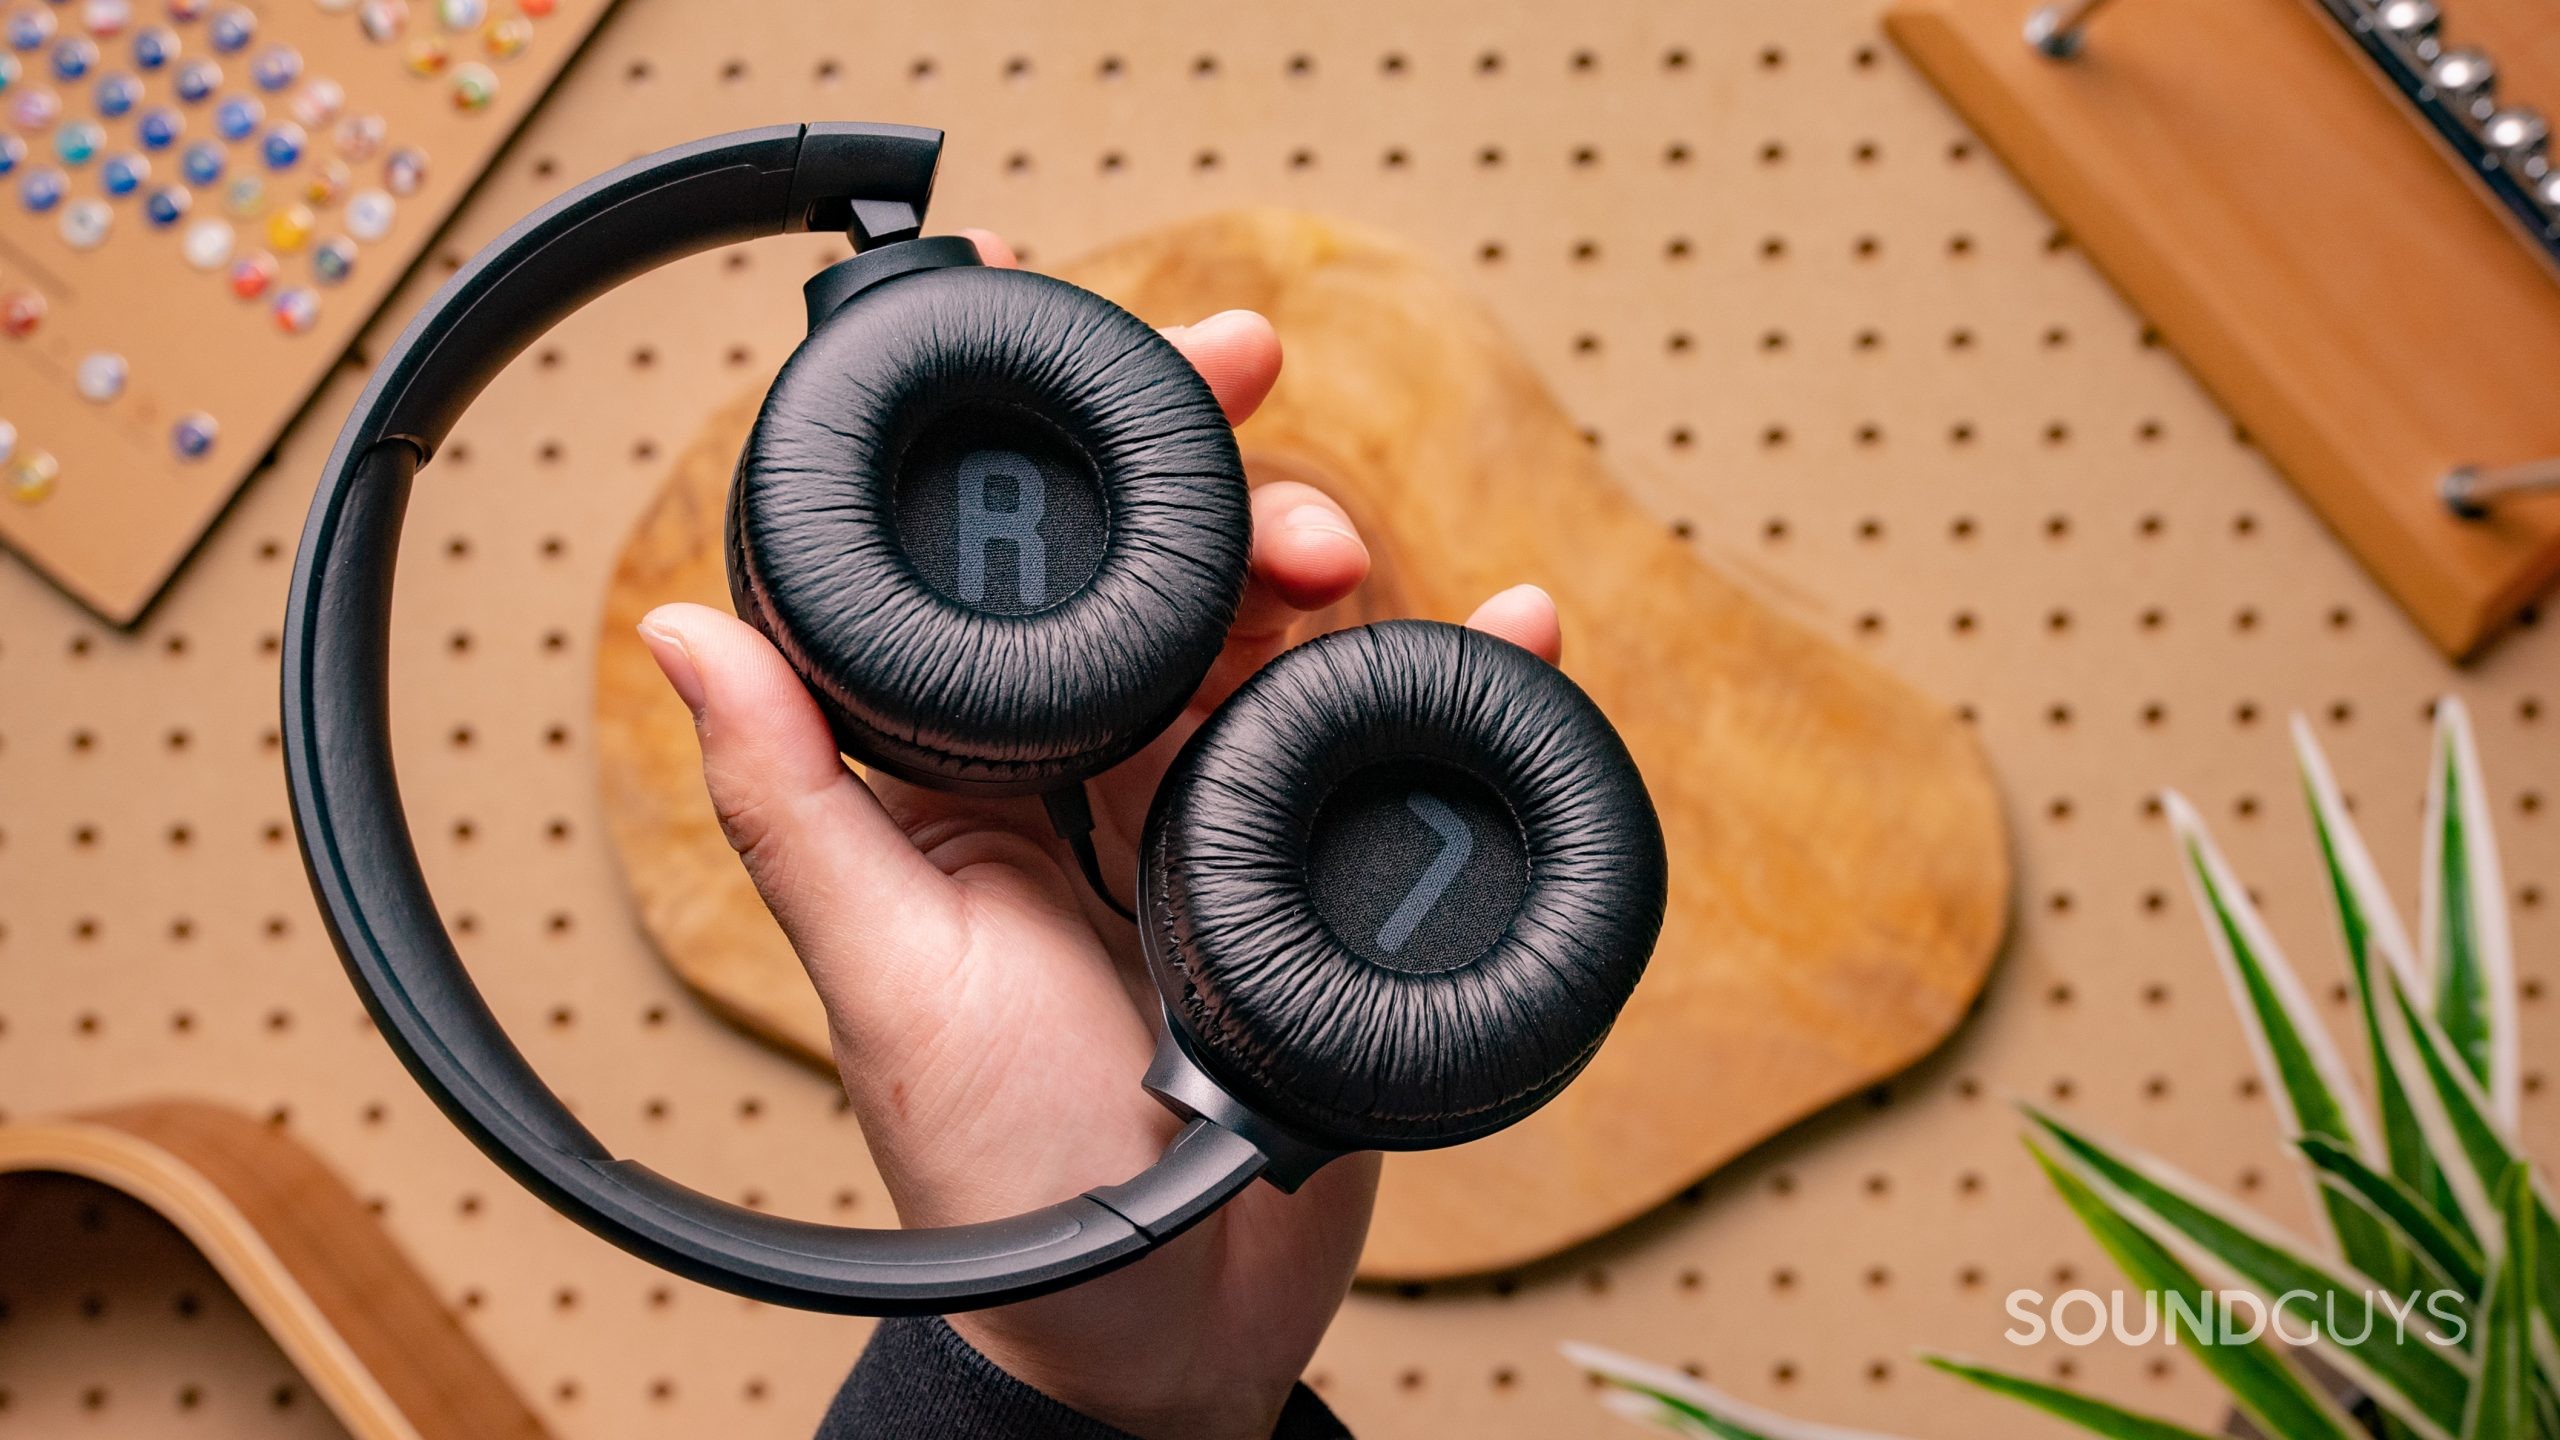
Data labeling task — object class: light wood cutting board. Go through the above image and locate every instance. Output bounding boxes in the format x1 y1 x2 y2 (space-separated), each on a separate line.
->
592 209 2012 1281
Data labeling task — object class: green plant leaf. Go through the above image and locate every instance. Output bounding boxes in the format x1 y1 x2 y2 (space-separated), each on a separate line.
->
2464 1165 2537 1439
2377 968 2560 1389
2300 1135 2487 1301
2028 1140 2370 1440
2421 697 2519 1127
2027 1108 2470 1438
1561 1344 1909 1440
2297 715 2454 1241
2168 790 2395 1275
1922 1355 2221 1440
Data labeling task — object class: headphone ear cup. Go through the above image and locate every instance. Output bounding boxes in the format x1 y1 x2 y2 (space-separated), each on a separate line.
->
1141 620 1668 1151
729 263 1250 795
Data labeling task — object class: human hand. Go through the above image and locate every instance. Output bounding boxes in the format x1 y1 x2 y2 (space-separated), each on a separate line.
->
636 229 1565 1440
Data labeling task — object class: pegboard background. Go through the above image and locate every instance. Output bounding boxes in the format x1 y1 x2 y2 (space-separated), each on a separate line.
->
4 1 2558 1436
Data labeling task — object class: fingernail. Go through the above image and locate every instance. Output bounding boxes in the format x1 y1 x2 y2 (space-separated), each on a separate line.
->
637 617 706 716
1284 503 1359 543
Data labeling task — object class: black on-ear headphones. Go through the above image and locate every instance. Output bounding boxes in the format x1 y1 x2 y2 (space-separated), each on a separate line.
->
283 124 1668 1316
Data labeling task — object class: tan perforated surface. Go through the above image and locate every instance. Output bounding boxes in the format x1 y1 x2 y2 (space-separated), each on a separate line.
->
4 2 2558 1436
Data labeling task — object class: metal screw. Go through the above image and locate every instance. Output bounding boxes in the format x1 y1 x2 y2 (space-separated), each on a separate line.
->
2024 0 2118 59
2442 458 2560 518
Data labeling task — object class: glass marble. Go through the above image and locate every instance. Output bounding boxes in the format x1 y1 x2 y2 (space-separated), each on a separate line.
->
434 0 480 30
355 0 402 42
10 449 59 504
271 283 316 333
170 54 213 98
342 184 390 239
226 247 273 296
287 74 340 124
10 83 58 128
0 50 17 89
310 232 352 282
57 196 107 247
482 14 526 58
258 119 301 167
331 109 383 159
48 33 93 79
212 91 256 137
219 170 257 213
178 137 218 181
52 117 99 163
298 155 342 203
91 69 137 114
18 163 64 209
97 148 143 191
140 181 183 222
382 143 423 194
2 287 43 334
135 104 179 145
178 213 228 266
81 0 132 36
0 418 13 463
205 4 248 51
247 39 294 88
447 59 491 110
171 410 216 459
263 198 310 248
8 8 57 51
400 34 443 73
0 132 22 175
165 0 206 22
128 20 171 65
74 350 125 400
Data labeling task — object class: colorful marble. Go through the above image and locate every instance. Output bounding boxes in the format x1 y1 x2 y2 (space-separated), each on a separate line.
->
74 349 126 400
342 184 390 239
48 33 95 79
17 163 64 209
10 83 59 128
171 410 216 459
287 74 340 124
211 91 256 137
0 418 14 463
482 13 526 58
310 232 353 281
83 0 133 35
247 39 295 88
91 69 138 114
2 287 43 334
178 213 228 266
447 58 491 109
52 117 100 163
205 4 249 51
271 283 317 332
400 33 443 73
225 247 273 296
355 0 403 42
434 0 481 30
10 449 59 504
128 20 172 65
258 119 301 167
262 198 310 248
57 195 107 246
97 148 144 191
331 109 382 159
298 155 342 203
382 142 423 194
135 104 179 146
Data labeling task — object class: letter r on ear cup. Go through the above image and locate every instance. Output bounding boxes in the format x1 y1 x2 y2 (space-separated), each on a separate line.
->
1140 620 1670 1152
728 262 1252 795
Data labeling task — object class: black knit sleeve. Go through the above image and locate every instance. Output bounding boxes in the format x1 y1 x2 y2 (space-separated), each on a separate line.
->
815 1315 1352 1440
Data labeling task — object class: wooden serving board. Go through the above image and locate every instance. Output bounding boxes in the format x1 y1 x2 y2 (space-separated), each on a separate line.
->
0 1101 550 1440
592 210 2012 1281
1886 0 2560 659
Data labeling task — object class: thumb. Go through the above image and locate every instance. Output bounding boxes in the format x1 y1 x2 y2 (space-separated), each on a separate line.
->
635 603 962 1009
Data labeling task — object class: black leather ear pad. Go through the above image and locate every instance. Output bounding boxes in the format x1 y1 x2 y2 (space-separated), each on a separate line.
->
1141 620 1669 1151
728 263 1251 795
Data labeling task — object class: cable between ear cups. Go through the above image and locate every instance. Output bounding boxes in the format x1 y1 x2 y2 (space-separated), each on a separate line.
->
1140 620 1669 1153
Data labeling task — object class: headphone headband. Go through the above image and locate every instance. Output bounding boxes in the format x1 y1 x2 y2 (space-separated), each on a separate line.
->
281 124 1284 1313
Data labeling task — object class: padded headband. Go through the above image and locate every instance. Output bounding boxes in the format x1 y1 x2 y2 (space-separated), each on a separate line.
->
280 125 1286 1314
